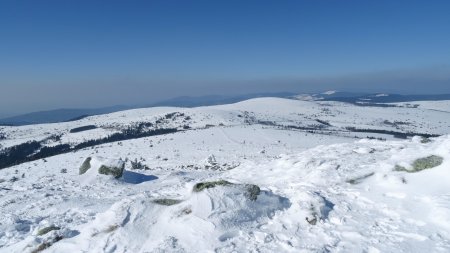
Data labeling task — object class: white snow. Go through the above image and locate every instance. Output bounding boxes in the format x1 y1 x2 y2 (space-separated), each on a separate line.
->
0 98 449 252
392 100 450 113
292 94 319 101
1 97 449 150
322 90 337 95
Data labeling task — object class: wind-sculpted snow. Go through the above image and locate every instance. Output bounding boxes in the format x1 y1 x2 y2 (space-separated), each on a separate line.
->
224 135 450 252
40 184 290 252
0 132 449 252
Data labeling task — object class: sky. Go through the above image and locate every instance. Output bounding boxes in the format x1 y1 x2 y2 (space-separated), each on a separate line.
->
1 0 450 116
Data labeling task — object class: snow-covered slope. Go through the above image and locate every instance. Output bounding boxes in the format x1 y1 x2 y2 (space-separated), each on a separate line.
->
392 100 450 113
1 97 449 151
0 98 449 252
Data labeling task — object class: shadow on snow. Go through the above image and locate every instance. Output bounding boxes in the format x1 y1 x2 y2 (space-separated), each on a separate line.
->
121 170 158 184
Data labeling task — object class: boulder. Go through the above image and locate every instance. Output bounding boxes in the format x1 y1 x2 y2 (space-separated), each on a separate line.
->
193 180 261 201
98 163 125 178
79 156 125 179
79 157 92 175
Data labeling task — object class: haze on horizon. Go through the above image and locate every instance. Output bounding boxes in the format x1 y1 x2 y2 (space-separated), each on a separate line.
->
1 0 450 117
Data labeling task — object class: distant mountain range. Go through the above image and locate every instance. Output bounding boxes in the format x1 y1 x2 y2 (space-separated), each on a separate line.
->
0 105 131 126
150 92 295 107
0 92 295 126
319 92 450 103
1 91 449 126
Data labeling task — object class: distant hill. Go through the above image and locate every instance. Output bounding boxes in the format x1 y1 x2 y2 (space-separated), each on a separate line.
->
321 93 450 103
150 92 296 108
0 105 131 126
2 92 449 126
0 92 296 126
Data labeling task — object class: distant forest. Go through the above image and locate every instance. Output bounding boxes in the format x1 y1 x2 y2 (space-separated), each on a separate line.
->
0 126 178 170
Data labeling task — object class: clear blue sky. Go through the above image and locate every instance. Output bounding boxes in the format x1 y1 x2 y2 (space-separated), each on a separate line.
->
1 0 450 116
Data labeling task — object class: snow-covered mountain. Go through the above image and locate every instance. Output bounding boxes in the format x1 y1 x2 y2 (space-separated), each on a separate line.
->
0 92 295 126
0 98 449 252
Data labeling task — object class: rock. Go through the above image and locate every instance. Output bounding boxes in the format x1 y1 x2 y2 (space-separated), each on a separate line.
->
412 155 443 171
79 157 92 175
395 155 443 173
79 157 125 179
98 163 125 178
207 154 217 165
346 172 375 184
37 225 60 236
153 199 183 206
193 181 261 201
306 216 317 225
244 184 261 201
420 137 432 143
193 180 232 192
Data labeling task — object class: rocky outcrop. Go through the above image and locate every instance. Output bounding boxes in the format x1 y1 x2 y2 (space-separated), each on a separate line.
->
98 163 125 178
79 157 125 178
79 157 92 175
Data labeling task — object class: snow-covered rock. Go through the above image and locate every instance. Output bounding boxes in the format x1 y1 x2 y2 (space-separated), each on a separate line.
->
79 156 125 179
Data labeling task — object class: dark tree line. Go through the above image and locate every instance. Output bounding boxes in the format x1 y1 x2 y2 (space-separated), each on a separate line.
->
261 122 439 140
69 125 98 133
30 144 72 160
0 126 178 170
0 141 41 169
282 124 326 131
74 127 177 150
345 127 439 139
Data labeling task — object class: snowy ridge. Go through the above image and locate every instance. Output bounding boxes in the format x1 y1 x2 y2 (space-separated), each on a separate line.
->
1 97 449 152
